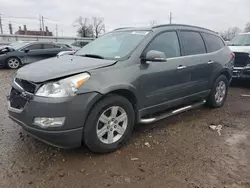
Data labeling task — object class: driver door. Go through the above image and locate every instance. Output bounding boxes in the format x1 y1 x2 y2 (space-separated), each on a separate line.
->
22 43 44 64
140 31 192 113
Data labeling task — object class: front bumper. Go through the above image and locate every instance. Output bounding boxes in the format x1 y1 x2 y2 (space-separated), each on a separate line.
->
8 92 102 148
232 66 250 78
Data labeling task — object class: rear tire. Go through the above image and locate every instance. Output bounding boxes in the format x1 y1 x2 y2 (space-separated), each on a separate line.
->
206 75 228 108
83 94 135 153
6 57 21 69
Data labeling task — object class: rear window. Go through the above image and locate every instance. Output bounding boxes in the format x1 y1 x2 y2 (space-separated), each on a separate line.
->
179 31 206 56
202 33 225 52
229 34 250 46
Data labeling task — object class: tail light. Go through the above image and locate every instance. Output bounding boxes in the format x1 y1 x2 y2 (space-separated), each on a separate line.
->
231 52 235 59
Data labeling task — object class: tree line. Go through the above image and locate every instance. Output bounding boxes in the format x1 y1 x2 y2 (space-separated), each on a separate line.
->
74 16 250 41
220 22 250 41
74 16 105 38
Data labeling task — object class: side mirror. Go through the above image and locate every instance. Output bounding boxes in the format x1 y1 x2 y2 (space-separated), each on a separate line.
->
142 50 166 63
57 51 76 57
24 49 29 53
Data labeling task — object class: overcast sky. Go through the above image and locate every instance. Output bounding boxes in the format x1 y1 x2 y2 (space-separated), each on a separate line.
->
0 0 249 37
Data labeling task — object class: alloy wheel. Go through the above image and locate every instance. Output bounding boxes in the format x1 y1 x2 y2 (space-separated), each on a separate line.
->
96 106 128 144
8 58 20 69
215 81 226 104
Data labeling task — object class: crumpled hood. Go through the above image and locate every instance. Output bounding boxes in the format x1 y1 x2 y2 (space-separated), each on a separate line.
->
16 55 117 82
229 46 250 53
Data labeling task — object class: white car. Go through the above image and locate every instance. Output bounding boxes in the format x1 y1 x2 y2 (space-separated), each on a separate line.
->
228 33 250 78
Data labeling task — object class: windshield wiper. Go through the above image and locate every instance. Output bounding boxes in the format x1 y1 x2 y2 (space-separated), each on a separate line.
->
80 54 105 59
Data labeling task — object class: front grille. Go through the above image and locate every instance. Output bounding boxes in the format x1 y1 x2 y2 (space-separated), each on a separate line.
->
9 88 27 109
15 78 36 94
234 52 250 67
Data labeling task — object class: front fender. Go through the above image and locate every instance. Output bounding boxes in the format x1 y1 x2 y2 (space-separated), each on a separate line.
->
99 84 137 96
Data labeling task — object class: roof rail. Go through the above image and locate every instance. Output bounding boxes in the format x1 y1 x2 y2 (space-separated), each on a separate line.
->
152 24 215 33
114 27 134 31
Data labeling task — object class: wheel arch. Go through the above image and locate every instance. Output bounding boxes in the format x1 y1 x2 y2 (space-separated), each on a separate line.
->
220 69 231 81
213 68 232 84
85 86 139 126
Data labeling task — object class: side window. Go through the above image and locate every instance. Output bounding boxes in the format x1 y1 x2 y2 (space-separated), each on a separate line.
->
202 33 225 53
54 45 61 48
80 42 89 47
26 44 43 50
145 31 180 58
43 44 56 49
179 31 206 56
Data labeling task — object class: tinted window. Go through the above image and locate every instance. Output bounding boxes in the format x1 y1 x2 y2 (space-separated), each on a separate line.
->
72 41 81 47
145 31 180 58
202 33 225 52
26 44 43 50
179 31 206 56
80 41 89 47
43 44 61 49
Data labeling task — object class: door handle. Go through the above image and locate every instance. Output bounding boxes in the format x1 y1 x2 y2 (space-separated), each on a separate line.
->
208 60 214 64
177 65 186 70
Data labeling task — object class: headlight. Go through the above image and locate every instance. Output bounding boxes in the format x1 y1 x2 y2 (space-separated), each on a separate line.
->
36 73 90 98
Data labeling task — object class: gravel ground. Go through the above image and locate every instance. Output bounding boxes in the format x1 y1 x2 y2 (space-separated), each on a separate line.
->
0 69 249 188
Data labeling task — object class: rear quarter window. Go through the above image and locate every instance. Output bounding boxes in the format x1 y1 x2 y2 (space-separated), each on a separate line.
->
179 31 206 56
202 33 225 53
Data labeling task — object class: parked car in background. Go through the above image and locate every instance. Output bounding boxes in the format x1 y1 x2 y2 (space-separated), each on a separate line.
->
71 41 90 50
228 33 250 78
8 24 233 153
0 41 71 69
55 43 74 51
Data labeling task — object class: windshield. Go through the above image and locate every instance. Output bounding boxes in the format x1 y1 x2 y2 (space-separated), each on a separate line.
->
9 42 30 50
229 34 250 46
75 30 150 59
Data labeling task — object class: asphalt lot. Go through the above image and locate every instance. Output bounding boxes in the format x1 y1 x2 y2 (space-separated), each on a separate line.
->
0 69 250 188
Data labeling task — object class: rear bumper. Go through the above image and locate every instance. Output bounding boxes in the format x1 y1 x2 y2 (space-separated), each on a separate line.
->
232 66 250 78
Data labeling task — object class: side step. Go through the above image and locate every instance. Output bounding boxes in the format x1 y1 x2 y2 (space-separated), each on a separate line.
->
139 100 206 124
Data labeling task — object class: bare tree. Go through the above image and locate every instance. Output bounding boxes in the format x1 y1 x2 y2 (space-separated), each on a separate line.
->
74 17 93 38
244 22 250 33
220 27 241 41
149 20 157 27
92 17 105 38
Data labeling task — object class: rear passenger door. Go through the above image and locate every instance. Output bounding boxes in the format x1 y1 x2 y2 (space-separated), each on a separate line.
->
178 30 211 96
201 33 226 86
43 43 63 58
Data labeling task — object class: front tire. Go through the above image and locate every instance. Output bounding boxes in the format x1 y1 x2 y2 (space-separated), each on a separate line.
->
83 94 135 153
206 75 228 108
6 57 21 69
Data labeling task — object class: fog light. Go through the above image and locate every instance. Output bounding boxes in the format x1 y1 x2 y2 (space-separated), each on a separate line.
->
33 117 65 128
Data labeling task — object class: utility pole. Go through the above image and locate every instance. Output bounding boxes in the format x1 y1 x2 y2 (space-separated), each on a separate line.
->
39 15 42 30
169 12 172 24
41 16 45 32
0 14 3 34
9 22 12 34
56 24 58 37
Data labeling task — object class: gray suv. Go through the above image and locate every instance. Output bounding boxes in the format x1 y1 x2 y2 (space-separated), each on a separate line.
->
8 24 234 153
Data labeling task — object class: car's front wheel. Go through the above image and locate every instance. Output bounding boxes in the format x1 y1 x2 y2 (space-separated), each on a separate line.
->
206 75 229 108
6 57 21 69
83 94 135 153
